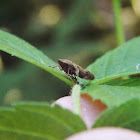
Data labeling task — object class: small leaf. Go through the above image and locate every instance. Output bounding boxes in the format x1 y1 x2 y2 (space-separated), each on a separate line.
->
0 30 74 86
82 79 140 107
0 102 86 140
86 37 140 84
93 99 140 132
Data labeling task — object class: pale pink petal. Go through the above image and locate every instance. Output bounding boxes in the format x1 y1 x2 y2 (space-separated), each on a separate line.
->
54 94 107 128
66 127 140 140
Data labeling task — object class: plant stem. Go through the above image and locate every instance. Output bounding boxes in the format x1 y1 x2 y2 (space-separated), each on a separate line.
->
112 0 125 45
71 84 81 116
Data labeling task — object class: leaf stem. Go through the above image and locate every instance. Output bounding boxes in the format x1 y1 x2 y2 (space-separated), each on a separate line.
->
112 0 125 45
71 85 81 116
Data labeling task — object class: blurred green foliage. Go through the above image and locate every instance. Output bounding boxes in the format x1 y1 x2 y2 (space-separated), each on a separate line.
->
0 0 140 105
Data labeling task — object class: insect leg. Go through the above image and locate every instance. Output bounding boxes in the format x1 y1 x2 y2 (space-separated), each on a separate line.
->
49 65 59 68
49 65 63 71
65 68 77 83
66 68 72 80
68 67 79 84
70 75 79 84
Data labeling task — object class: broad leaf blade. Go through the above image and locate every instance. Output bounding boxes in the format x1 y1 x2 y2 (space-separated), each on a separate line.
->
124 118 140 132
82 79 140 107
103 78 140 86
0 102 86 140
93 99 140 132
86 37 140 84
13 101 86 133
0 30 74 86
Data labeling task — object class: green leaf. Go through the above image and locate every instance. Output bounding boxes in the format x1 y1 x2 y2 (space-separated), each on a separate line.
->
86 37 140 85
103 78 140 86
93 99 140 132
82 79 140 107
124 118 140 132
0 102 86 140
0 30 74 86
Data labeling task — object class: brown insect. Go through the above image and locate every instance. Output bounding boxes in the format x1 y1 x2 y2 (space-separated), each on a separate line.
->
51 59 95 84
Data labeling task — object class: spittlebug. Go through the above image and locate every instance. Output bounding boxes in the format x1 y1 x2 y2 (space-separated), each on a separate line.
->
51 59 95 84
